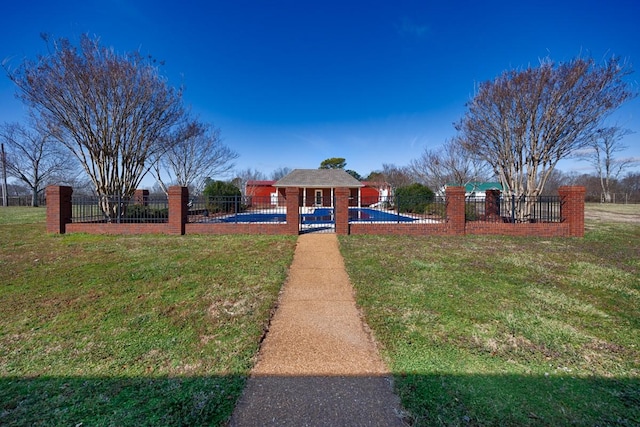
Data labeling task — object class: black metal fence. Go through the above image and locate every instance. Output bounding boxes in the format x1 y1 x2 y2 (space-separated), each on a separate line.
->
465 195 562 223
349 195 446 224
71 194 169 223
585 193 640 204
187 195 286 223
69 191 564 226
1 195 47 206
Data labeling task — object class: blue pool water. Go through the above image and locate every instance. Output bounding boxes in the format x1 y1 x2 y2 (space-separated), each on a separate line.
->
217 208 414 223
349 208 415 222
219 212 286 223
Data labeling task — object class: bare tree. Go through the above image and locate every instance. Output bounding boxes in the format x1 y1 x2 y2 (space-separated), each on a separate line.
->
457 57 636 220
1 142 7 207
409 138 491 192
0 119 72 206
579 126 637 202
152 122 238 195
539 168 570 196
566 173 601 201
381 163 415 190
232 168 266 197
4 34 189 220
1 182 32 206
271 167 292 181
621 172 640 203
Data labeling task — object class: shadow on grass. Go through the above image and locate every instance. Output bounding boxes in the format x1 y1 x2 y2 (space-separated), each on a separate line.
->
394 373 639 426
2 374 638 426
0 375 246 426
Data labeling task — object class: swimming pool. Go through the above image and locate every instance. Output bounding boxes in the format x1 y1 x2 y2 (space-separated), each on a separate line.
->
218 212 286 223
214 208 415 223
349 208 415 222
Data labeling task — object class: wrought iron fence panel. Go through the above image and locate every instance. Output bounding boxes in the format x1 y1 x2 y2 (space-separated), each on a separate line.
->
188 195 287 223
349 195 446 224
71 194 169 223
465 195 562 223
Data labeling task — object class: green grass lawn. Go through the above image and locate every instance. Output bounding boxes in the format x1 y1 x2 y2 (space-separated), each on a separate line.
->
340 218 639 426
2 205 639 425
0 206 47 225
0 207 297 426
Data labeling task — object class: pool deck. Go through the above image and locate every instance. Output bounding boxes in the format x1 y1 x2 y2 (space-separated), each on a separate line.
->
229 233 407 426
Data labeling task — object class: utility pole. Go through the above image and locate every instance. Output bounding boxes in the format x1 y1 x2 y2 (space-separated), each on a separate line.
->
1 143 8 207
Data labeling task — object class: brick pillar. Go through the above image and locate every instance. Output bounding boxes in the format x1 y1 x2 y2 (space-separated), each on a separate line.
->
46 185 73 234
485 189 501 220
446 186 466 235
285 187 300 235
334 187 350 235
559 186 586 237
134 189 149 206
168 186 188 235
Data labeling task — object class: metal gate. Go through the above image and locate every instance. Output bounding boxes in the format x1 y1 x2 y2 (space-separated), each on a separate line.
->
299 195 335 234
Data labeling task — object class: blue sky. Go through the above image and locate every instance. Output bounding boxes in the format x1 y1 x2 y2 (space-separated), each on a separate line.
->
2 0 639 184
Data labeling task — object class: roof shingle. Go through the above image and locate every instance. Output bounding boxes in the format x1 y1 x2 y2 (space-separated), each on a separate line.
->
274 169 364 188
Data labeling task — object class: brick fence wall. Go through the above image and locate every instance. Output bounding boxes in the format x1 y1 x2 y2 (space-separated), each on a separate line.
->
46 185 73 234
559 186 586 237
46 185 586 237
348 186 585 237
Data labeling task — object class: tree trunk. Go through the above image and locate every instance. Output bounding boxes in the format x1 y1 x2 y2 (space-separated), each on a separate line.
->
31 187 39 207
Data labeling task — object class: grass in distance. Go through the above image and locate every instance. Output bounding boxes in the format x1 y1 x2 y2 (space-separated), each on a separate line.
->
0 207 297 426
340 210 639 426
0 206 46 225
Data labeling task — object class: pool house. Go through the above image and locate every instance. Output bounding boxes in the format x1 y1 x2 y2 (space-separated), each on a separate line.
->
273 169 364 209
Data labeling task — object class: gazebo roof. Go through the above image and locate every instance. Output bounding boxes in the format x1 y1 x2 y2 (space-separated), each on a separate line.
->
274 169 364 188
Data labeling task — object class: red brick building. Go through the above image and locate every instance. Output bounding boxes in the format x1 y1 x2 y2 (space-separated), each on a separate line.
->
246 169 392 207
245 180 282 205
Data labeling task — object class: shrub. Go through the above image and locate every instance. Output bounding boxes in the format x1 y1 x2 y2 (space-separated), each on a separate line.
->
122 205 169 223
203 180 242 214
424 202 446 217
395 184 434 213
465 203 478 221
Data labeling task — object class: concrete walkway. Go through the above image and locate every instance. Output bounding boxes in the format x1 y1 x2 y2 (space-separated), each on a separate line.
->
229 234 406 426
